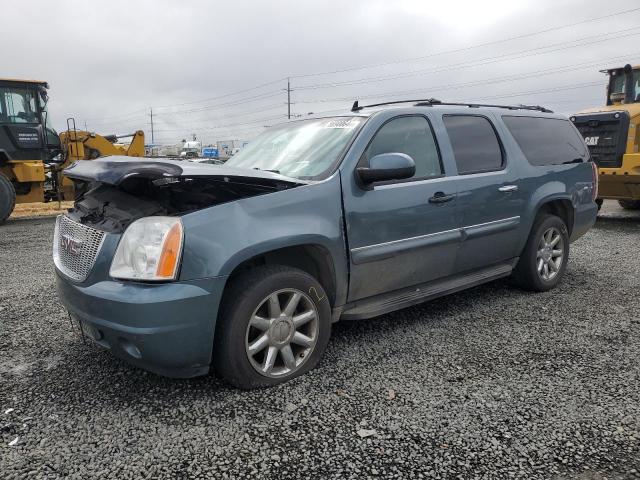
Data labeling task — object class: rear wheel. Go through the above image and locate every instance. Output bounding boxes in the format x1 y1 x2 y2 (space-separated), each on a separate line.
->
0 173 16 224
618 199 640 210
513 214 569 292
213 265 331 389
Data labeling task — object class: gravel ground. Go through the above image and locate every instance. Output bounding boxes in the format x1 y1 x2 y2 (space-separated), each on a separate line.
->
1 201 639 479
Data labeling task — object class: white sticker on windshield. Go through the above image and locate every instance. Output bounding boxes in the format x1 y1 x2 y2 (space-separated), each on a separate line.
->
322 118 358 129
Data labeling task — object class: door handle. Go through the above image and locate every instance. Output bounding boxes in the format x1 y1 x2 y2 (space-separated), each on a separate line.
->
428 192 455 204
498 185 518 193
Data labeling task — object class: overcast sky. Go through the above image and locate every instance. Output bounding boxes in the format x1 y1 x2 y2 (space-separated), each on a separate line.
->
4 0 640 145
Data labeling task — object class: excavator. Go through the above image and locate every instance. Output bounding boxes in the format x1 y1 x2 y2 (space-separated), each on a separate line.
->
0 78 145 223
571 64 640 210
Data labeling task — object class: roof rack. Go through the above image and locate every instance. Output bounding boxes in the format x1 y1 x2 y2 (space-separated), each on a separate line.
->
350 98 553 113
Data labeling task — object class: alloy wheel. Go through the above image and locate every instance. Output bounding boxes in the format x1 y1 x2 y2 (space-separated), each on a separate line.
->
244 288 319 378
536 227 564 281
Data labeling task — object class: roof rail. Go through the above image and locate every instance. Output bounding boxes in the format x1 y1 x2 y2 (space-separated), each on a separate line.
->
350 98 553 113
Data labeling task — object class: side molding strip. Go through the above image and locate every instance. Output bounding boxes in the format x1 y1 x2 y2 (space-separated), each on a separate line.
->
350 216 521 265
462 216 520 240
350 228 462 265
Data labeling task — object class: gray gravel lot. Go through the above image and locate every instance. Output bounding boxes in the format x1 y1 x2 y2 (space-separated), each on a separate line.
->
1 202 639 479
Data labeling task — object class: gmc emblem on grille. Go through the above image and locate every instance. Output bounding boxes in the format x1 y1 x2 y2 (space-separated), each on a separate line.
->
61 235 82 255
584 136 599 146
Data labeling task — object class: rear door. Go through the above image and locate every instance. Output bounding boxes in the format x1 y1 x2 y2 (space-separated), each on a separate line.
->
440 114 526 272
343 114 461 301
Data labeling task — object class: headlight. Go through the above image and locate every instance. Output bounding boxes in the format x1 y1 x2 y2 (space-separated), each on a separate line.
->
110 217 183 281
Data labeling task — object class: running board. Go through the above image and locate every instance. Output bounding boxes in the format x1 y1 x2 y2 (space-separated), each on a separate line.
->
340 261 516 321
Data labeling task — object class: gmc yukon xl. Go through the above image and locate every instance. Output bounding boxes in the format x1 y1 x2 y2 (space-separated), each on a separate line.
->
54 100 598 389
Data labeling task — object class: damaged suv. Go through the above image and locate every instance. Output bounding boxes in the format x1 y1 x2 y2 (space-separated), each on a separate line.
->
54 101 598 389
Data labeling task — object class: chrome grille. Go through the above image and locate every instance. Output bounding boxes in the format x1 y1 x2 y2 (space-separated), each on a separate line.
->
53 215 106 282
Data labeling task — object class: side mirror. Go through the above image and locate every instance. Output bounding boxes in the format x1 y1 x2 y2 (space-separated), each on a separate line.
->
357 152 416 184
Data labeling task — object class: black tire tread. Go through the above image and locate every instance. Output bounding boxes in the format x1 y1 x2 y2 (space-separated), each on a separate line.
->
618 199 640 210
213 265 331 389
512 213 569 292
0 172 16 225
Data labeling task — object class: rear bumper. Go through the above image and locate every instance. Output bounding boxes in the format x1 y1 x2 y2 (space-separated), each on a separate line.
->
571 201 598 243
56 271 228 378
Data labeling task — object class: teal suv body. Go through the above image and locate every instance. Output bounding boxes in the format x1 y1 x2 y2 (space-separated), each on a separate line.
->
54 102 598 388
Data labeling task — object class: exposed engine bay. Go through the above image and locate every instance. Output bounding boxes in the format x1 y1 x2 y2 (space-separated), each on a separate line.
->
63 157 307 233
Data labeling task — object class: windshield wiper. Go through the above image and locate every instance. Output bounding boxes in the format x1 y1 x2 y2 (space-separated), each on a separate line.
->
562 158 584 164
253 167 281 174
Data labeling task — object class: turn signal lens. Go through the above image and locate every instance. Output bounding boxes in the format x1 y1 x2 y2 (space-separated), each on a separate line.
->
156 222 183 279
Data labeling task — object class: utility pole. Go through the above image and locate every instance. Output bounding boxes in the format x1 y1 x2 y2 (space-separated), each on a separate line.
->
287 77 291 120
150 107 155 144
84 121 87 131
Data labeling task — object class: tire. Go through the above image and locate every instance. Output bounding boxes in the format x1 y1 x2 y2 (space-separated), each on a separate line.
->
213 265 332 389
0 173 16 225
618 199 640 210
512 214 569 292
595 198 603 211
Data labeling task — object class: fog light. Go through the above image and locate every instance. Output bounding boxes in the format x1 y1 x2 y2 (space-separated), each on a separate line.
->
118 337 142 359
82 322 103 341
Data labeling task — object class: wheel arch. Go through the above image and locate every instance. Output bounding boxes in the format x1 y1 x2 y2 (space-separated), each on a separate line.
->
536 198 574 236
517 188 575 255
223 243 339 307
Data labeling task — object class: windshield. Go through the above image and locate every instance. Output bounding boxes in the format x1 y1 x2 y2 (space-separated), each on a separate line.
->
609 70 640 102
0 87 40 124
225 116 365 179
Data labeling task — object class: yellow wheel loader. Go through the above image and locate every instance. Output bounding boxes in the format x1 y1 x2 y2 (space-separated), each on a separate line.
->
0 78 145 223
571 64 640 210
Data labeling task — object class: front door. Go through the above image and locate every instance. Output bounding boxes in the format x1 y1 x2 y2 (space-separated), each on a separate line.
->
343 115 461 301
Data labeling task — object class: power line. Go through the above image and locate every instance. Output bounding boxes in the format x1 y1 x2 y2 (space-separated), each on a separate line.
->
459 81 602 102
151 113 287 132
153 90 283 116
91 30 634 129
75 7 640 129
83 108 149 123
295 51 640 105
86 92 283 129
294 27 640 91
289 6 640 79
153 77 286 110
158 102 285 125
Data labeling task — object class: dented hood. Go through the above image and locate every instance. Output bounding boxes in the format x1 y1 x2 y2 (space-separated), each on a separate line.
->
63 155 309 187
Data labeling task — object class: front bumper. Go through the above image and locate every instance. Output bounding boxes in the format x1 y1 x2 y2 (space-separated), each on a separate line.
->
56 271 228 378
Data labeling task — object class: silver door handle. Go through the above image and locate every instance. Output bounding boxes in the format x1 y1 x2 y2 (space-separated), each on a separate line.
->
498 185 518 193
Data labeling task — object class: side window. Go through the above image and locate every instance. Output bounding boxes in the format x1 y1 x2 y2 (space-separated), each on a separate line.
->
502 116 589 166
364 116 442 180
443 115 503 175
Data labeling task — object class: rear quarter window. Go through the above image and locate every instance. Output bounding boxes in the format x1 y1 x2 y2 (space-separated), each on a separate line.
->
502 116 589 166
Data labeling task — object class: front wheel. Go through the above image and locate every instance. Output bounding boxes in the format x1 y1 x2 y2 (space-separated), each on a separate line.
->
512 214 569 292
213 265 332 389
